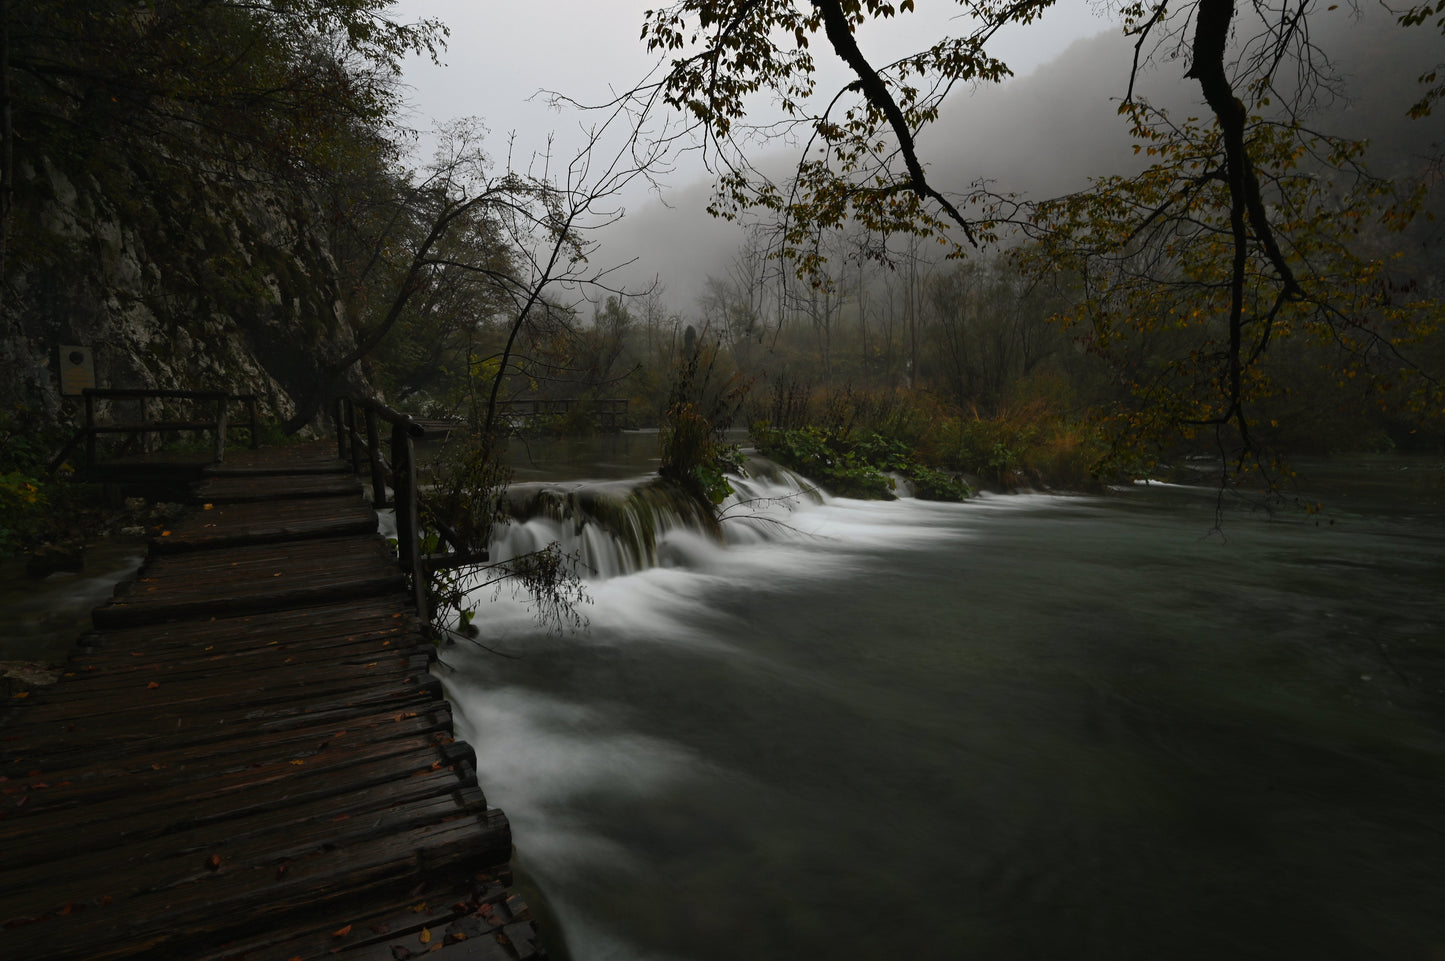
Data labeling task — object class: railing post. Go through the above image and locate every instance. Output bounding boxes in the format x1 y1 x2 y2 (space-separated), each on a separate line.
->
245 395 259 449
334 398 346 461
366 408 386 508
213 394 228 463
392 419 429 624
346 403 362 477
84 391 96 469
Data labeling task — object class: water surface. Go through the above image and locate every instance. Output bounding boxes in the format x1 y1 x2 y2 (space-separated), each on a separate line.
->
441 457 1445 961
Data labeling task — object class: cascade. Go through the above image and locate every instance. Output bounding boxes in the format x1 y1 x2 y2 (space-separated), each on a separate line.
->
489 460 824 580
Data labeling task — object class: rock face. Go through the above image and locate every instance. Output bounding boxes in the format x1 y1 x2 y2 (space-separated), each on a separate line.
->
2 151 365 432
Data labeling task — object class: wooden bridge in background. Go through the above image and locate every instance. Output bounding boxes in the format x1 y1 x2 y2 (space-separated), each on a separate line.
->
1 440 544 960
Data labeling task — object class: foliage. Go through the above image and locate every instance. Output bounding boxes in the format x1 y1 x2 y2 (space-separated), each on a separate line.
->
420 434 590 636
751 418 980 501
631 1 1445 480
659 336 750 506
0 403 69 555
1020 101 1441 482
0 471 48 556
639 0 1045 266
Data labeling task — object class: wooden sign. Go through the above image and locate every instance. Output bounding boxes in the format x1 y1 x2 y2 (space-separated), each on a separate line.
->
59 345 95 396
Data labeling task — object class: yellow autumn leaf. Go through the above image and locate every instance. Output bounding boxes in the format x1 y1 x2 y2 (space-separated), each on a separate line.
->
419 927 432 944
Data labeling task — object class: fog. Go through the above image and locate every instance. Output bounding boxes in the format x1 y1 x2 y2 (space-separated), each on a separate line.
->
595 4 1442 313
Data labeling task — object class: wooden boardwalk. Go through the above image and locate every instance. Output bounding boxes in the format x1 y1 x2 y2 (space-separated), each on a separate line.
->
0 443 544 961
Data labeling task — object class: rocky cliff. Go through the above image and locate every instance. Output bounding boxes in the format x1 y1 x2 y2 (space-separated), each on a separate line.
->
2 144 366 433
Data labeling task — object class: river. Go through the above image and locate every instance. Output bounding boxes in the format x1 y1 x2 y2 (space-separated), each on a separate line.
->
440 439 1445 961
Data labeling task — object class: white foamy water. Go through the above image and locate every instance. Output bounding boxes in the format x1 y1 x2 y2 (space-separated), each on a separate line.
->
438 462 1445 961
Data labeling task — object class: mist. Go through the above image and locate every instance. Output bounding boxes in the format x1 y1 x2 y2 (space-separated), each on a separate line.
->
600 5 1442 313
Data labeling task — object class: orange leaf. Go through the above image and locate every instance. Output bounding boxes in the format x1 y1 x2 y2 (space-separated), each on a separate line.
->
419 927 432 944
206 854 221 871
147 682 160 689
332 924 352 938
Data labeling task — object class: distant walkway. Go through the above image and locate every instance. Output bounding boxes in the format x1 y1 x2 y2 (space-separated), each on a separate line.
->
0 442 543 960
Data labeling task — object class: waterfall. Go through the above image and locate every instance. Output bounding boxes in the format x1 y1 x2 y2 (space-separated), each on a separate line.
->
489 461 824 581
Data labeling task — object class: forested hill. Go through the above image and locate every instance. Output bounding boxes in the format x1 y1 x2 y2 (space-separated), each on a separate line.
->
0 2 443 431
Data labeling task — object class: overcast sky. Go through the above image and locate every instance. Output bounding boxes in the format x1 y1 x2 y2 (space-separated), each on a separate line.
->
386 2 1127 307
393 1 1115 175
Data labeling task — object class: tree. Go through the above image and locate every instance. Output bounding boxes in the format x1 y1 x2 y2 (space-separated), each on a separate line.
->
0 0 445 296
636 0 1443 476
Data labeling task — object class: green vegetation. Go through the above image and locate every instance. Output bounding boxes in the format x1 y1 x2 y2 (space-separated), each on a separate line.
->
634 0 1445 487
4 0 1444 575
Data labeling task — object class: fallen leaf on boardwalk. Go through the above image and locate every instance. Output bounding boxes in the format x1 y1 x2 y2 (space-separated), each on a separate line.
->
408 902 427 913
11 692 27 699
58 902 73 916
160 531 170 536
418 927 431 944
364 662 377 669
147 682 160 689
332 924 352 938
289 760 305 766
203 504 213 510
206 854 221 871
130 652 143 657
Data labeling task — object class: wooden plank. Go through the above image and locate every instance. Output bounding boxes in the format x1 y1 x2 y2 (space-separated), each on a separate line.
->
0 439 541 961
204 441 352 476
94 537 406 628
0 673 446 763
197 472 364 502
1 811 512 961
150 496 378 552
0 764 488 898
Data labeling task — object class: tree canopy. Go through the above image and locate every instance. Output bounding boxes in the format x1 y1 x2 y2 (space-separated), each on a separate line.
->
638 0 1444 477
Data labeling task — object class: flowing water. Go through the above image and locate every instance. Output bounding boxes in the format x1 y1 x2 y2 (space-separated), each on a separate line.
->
442 448 1445 961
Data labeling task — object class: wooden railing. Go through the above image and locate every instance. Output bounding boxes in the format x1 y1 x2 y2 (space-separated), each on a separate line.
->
334 396 489 626
49 388 258 473
494 397 629 431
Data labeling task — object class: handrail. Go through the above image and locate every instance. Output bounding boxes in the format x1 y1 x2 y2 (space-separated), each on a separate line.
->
334 396 488 630
492 396 629 430
48 389 259 474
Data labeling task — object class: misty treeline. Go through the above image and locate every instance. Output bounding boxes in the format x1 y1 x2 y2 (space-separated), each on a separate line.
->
4 0 1445 508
